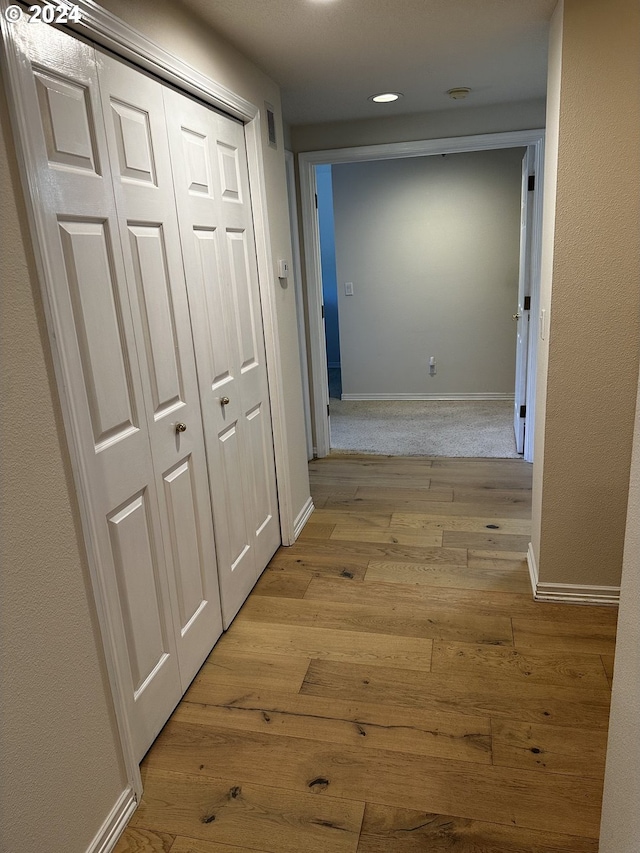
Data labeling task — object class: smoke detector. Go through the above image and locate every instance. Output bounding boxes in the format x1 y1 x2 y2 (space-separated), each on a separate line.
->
447 87 471 100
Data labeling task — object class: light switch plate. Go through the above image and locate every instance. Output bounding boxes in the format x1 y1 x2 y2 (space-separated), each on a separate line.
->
277 259 289 279
344 281 354 295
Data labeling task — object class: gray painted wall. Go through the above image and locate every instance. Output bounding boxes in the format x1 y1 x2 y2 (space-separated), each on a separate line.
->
331 148 524 398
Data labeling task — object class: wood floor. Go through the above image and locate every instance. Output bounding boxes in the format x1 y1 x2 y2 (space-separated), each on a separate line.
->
115 455 617 853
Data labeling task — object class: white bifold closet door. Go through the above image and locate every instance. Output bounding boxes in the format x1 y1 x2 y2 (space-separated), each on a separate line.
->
15 21 279 762
162 88 280 628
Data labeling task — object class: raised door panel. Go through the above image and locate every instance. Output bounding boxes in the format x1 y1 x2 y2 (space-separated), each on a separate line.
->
34 69 100 174
215 420 254 616
193 228 234 393
245 403 278 561
162 458 211 649
107 488 181 753
58 219 137 449
183 127 213 197
217 139 242 203
127 223 185 420
97 53 223 690
227 229 259 376
107 492 169 695
16 21 182 763
110 99 157 185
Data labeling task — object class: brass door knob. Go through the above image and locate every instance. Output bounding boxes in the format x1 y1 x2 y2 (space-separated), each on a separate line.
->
175 422 187 433
220 396 230 405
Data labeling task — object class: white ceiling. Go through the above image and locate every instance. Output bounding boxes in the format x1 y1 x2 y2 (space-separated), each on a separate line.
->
176 0 557 125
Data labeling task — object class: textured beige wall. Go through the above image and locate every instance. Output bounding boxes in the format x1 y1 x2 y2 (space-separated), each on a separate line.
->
290 99 546 153
532 0 640 588
1 3 310 850
600 380 640 850
531 1 563 563
0 89 126 852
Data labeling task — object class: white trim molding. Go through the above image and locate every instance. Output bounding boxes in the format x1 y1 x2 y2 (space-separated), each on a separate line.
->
293 496 315 540
298 129 545 459
340 393 515 402
85 787 137 853
527 543 620 605
526 542 539 596
285 150 314 461
63 0 258 120
244 118 295 546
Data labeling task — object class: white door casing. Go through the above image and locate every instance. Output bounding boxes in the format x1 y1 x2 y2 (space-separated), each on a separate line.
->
96 54 223 693
163 87 280 627
513 148 534 454
285 150 314 461
299 161 331 457
298 132 545 460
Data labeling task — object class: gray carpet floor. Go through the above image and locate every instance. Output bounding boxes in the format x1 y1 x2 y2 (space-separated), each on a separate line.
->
329 399 520 458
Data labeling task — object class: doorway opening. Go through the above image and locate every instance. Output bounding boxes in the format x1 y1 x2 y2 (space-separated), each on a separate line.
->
299 130 544 462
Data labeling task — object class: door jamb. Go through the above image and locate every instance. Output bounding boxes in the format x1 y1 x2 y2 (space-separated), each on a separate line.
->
298 129 545 461
1 0 294 796
524 137 545 463
285 150 314 460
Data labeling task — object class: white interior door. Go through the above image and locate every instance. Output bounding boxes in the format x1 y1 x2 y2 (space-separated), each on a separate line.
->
163 88 280 627
16 23 184 760
96 55 223 692
514 148 533 453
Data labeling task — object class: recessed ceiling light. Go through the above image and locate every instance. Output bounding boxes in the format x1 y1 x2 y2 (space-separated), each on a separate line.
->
369 92 403 103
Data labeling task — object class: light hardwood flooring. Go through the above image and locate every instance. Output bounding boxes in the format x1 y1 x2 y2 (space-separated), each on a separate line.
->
114 455 617 853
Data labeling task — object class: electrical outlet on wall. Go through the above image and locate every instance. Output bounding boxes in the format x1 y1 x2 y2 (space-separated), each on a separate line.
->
429 356 436 376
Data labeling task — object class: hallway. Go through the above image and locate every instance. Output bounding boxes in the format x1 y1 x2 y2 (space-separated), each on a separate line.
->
115 455 615 852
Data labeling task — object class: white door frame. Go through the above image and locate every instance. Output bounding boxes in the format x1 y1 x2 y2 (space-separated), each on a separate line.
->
285 150 314 460
299 129 545 462
1 0 294 797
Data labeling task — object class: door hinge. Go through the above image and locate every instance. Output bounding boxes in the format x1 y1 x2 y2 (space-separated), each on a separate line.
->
523 295 531 311
315 193 318 209
321 304 325 319
520 405 527 418
327 404 330 417
528 175 535 192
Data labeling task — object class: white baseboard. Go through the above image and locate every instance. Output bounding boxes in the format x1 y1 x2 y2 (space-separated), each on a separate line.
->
340 393 515 401
526 541 538 596
86 787 137 853
293 496 315 541
527 542 620 605
534 582 620 606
